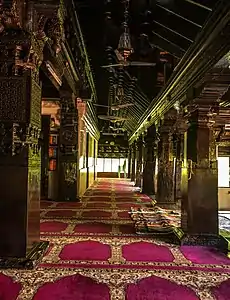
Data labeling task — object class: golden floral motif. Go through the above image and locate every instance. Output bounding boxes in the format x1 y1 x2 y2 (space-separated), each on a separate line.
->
108 246 126 264
41 208 130 220
62 223 76 234
170 246 193 265
2 268 230 300
40 218 133 225
37 235 230 270
111 225 121 235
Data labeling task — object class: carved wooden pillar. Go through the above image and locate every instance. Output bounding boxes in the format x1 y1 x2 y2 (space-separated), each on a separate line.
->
135 136 144 187
59 88 79 201
156 118 175 203
130 142 136 182
174 115 189 202
173 134 182 200
142 125 157 195
0 26 47 260
181 106 219 236
127 147 132 178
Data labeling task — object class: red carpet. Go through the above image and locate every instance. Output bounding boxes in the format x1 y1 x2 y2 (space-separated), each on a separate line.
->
59 241 111 261
40 221 68 232
1 178 230 299
212 279 230 300
126 276 199 300
122 242 174 262
0 273 21 300
33 274 110 300
74 223 112 234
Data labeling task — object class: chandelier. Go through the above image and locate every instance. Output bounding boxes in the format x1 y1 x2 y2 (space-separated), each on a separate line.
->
117 0 133 59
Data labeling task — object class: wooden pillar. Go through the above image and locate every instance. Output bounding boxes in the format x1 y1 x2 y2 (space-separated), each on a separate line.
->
130 142 136 182
174 116 189 202
59 88 79 201
156 117 175 203
0 30 48 263
174 134 183 200
142 125 157 195
181 106 219 236
127 148 132 178
135 136 143 187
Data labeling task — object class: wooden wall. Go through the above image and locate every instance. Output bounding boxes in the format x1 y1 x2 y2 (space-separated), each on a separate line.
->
87 134 95 188
78 133 98 197
77 100 98 198
79 168 87 197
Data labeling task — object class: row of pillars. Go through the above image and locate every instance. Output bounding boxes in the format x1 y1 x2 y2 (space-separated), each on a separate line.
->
127 106 219 238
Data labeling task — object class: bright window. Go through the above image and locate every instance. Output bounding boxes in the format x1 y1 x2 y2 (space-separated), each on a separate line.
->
104 158 112 172
218 157 230 188
96 158 104 172
111 158 120 172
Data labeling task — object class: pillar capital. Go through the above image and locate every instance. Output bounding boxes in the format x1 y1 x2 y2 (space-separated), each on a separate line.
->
188 104 218 128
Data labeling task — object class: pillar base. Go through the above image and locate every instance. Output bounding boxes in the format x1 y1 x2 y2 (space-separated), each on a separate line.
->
0 241 49 270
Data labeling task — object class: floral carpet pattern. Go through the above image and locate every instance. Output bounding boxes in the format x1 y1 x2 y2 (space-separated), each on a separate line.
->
1 179 230 299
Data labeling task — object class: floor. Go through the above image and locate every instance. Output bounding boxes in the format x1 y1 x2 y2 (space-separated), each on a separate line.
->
1 178 230 299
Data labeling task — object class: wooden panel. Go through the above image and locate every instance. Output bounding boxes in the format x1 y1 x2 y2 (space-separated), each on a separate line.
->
79 168 87 197
88 166 94 187
218 188 230 210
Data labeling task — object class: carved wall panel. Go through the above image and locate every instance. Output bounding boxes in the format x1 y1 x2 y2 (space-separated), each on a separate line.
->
30 78 42 128
0 77 27 122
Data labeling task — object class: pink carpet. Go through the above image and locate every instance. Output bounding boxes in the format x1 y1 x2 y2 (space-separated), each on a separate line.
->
56 202 82 208
74 223 112 234
116 203 142 209
40 221 68 232
122 242 174 262
44 210 76 218
0 274 21 300
81 210 112 218
180 246 230 265
85 202 111 208
87 197 112 202
90 192 111 196
119 224 136 234
7 178 228 299
126 275 199 300
41 201 55 208
59 241 111 261
33 274 110 300
113 197 137 202
212 279 230 300
118 211 130 218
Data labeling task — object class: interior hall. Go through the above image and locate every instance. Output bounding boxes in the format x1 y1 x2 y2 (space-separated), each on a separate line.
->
0 0 230 299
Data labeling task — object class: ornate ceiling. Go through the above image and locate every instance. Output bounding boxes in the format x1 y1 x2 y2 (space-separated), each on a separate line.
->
74 0 221 136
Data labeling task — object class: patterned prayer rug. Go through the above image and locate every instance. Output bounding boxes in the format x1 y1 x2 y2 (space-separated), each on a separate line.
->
1 179 230 300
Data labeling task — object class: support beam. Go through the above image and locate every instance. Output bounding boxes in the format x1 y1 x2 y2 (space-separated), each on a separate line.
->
181 105 218 235
127 148 132 178
129 2 230 143
181 71 230 246
156 112 176 203
152 31 186 53
135 136 144 188
156 4 202 28
142 125 157 196
130 142 136 182
183 0 212 11
0 28 48 266
59 88 79 201
153 20 193 42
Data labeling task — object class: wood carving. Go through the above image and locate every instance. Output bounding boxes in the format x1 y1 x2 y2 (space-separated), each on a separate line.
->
0 0 21 33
